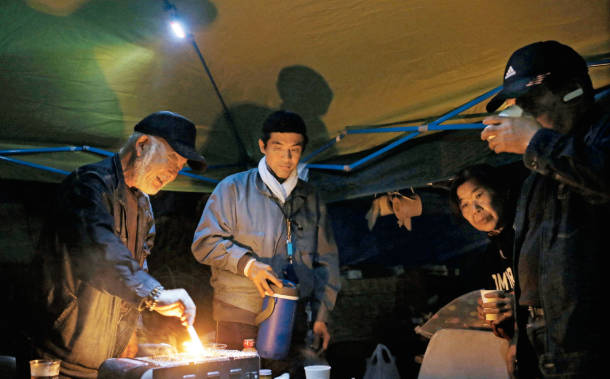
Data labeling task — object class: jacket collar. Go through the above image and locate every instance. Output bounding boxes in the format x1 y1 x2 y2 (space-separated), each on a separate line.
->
112 153 145 206
112 153 125 186
111 153 129 207
254 167 310 201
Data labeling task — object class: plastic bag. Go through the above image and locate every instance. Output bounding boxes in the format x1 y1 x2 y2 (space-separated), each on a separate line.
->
363 343 401 379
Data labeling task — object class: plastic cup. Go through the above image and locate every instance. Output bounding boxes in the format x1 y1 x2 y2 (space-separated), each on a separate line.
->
480 289 503 321
29 359 60 379
498 104 524 117
304 365 331 379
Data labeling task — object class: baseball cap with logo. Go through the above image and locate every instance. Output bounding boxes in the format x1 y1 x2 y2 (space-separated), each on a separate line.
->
486 40 589 112
134 111 207 171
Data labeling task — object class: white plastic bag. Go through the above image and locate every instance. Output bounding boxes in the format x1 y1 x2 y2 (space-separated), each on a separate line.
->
363 343 401 379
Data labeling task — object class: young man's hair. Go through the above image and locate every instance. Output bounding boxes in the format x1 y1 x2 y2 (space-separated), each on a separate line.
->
261 110 308 150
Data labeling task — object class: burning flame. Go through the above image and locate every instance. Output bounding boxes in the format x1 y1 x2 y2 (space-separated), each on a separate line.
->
182 341 203 356
184 326 206 356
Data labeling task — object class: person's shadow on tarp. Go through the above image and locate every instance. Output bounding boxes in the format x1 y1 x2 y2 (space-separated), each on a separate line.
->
203 65 333 169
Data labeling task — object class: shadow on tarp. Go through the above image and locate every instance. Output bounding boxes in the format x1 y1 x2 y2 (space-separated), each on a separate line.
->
203 65 334 169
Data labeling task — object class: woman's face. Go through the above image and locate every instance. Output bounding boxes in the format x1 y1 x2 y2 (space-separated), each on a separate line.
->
456 179 500 232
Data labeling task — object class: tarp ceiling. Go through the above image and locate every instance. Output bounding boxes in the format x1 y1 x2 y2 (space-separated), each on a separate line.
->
1 0 609 202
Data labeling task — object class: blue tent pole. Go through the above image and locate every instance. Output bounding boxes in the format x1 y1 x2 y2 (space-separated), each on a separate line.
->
177 171 220 184
301 131 347 163
345 123 486 134
182 163 242 170
0 146 113 157
348 132 421 171
303 86 502 171
595 86 610 100
306 132 422 172
81 146 114 157
302 85 502 167
0 146 83 155
429 86 502 126
1 146 223 184
588 58 610 68
304 163 348 171
0 155 70 175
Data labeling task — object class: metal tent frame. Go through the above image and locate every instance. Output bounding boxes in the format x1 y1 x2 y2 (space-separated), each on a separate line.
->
303 59 610 172
1 59 608 184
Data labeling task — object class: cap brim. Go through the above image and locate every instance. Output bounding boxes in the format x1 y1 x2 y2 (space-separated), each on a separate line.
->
169 141 207 172
486 77 538 113
486 92 507 113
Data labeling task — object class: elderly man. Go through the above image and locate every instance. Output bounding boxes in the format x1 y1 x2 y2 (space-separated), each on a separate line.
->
26 111 206 378
192 110 340 377
482 41 610 378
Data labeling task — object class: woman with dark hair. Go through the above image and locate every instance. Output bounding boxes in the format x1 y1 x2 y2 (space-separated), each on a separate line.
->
449 163 539 378
449 164 519 288
449 164 520 327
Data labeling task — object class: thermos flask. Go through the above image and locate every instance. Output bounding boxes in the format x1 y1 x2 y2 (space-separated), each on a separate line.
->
255 280 299 359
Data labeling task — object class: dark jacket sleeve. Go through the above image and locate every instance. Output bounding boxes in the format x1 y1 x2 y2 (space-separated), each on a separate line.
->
312 192 341 323
57 170 160 305
523 114 610 203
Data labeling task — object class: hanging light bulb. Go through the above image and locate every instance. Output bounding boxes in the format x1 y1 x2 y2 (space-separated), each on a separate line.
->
170 19 186 38
164 0 188 39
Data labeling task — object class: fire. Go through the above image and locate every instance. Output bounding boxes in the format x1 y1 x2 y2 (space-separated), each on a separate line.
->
182 341 204 356
184 325 206 356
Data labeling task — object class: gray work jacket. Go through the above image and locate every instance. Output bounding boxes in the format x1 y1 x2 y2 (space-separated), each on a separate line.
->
192 168 340 324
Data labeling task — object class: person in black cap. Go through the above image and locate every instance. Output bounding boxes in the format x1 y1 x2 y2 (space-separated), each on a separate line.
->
192 110 340 378
22 111 206 378
482 41 610 378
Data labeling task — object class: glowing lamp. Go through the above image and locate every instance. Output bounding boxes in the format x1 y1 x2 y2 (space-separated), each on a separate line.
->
170 20 186 38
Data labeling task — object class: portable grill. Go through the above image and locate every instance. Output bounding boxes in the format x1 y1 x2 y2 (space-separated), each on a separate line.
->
98 350 260 379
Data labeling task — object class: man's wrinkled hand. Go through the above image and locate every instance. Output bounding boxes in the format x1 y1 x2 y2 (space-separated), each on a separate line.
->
481 116 541 154
247 261 283 297
313 321 331 351
154 288 196 326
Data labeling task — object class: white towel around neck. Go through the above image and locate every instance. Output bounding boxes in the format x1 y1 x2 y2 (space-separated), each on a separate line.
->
258 156 298 204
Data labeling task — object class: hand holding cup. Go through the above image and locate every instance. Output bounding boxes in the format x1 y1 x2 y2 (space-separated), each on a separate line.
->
479 289 513 321
481 105 541 155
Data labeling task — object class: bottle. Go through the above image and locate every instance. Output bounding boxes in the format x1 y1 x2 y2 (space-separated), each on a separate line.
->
242 338 257 352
